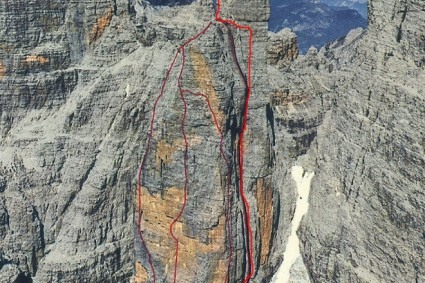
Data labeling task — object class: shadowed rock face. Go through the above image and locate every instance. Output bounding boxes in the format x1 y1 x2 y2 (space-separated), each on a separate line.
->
0 0 424 282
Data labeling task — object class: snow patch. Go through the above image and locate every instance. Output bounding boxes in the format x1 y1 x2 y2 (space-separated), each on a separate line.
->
126 83 130 98
271 166 314 283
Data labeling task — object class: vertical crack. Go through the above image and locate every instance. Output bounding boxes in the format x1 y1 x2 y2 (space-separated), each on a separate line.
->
396 1 408 43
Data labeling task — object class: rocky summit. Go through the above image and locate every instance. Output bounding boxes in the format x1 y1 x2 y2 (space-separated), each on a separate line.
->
0 0 423 282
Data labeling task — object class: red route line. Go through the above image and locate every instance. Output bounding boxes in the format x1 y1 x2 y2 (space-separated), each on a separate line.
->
215 1 255 282
181 88 233 282
173 28 235 283
137 23 212 283
170 45 189 283
139 1 256 281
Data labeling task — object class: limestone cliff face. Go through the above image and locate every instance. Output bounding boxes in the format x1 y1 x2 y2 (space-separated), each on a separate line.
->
0 0 275 281
132 0 275 282
266 0 424 282
0 0 424 282
0 0 145 281
301 0 425 280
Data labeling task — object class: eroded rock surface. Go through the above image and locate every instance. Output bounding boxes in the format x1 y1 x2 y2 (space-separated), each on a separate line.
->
267 0 424 282
0 0 423 282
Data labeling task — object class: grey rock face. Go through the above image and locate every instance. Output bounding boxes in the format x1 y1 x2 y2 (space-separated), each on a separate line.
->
0 0 424 282
131 0 275 282
267 29 299 70
0 0 274 281
0 0 140 281
267 0 424 282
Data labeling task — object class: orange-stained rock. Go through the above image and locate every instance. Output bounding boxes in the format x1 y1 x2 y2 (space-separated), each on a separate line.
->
189 49 224 125
89 8 113 44
137 185 227 282
255 177 273 265
155 136 202 170
132 261 149 283
156 140 177 166
207 258 228 283
24 55 49 64
0 61 5 77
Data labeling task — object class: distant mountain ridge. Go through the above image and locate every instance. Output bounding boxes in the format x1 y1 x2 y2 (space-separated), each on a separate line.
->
321 0 367 18
269 0 367 53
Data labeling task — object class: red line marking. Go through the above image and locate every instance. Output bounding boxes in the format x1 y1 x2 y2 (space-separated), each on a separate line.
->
169 45 189 283
215 1 255 282
181 89 233 282
137 46 181 283
138 1 256 281
137 23 212 283
170 23 213 283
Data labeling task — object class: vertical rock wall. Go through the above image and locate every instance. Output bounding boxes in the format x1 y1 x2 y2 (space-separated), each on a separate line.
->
133 0 277 282
0 0 141 281
289 0 425 282
0 0 423 282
